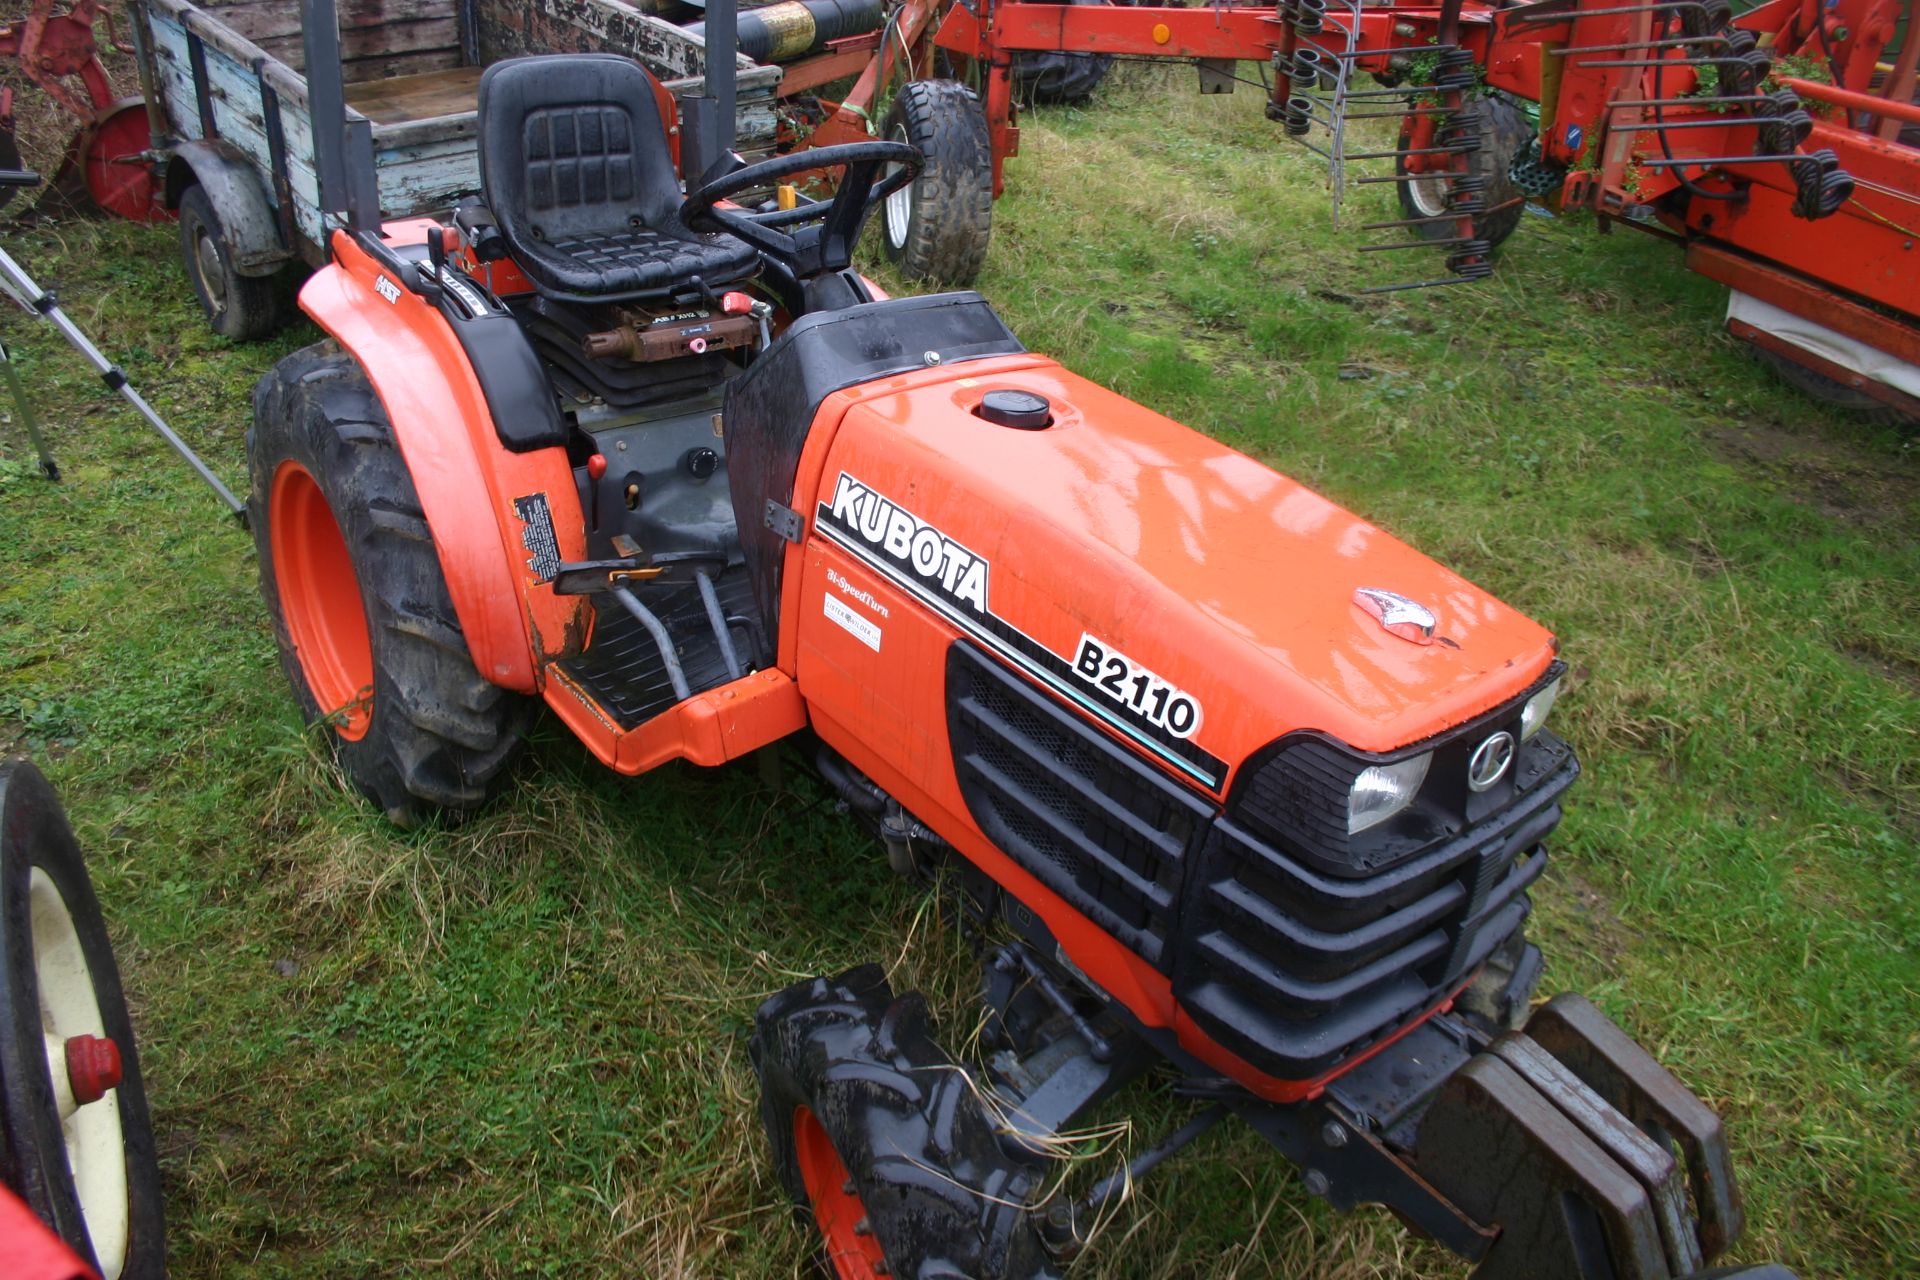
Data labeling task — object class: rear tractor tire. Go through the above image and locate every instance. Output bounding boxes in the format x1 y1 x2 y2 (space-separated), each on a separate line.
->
1397 94 1532 251
880 80 994 286
752 965 1058 1280
178 184 284 342
0 758 165 1280
247 341 532 826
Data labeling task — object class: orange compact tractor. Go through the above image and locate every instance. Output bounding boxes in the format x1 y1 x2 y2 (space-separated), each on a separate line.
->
249 1 1797 1275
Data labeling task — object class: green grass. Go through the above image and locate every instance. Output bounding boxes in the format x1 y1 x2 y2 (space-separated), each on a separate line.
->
2 65 1916 1277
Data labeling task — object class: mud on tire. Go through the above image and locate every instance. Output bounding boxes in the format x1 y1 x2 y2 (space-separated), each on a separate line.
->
880 80 994 286
752 965 1058 1280
248 340 531 825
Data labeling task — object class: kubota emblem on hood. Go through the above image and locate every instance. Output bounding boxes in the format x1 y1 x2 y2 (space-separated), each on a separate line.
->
1352 587 1437 645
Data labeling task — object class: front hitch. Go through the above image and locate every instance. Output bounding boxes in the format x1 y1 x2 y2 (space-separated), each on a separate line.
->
1236 992 1787 1280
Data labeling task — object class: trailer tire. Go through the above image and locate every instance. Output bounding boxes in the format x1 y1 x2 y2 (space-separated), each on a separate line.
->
752 966 1057 1280
1749 344 1916 430
0 758 165 1280
1012 0 1117 103
880 80 993 286
179 184 282 341
1397 95 1532 250
248 341 532 826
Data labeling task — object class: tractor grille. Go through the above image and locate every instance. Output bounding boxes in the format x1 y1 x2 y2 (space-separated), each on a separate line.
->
1171 731 1577 1078
942 636 1581 1082
947 643 1211 970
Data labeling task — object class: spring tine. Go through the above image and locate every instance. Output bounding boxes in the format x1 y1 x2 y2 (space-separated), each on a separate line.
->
1359 237 1475 251
1637 152 1808 166
1322 43 1463 57
1296 137 1335 159
1608 93 1772 107
1550 34 1734 53
1609 116 1772 130
1357 276 1480 294
1360 214 1463 230
1342 106 1461 119
1355 171 1459 184
1345 145 1474 159
1566 56 1733 67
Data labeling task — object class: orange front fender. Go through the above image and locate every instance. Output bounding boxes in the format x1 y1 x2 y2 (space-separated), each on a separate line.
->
297 224 588 693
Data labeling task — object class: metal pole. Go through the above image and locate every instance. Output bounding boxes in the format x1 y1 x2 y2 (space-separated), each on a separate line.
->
0 338 59 480
707 0 738 166
301 0 350 225
0 246 245 516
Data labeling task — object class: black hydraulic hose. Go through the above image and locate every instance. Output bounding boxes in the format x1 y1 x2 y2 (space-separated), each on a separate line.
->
1651 12 1746 200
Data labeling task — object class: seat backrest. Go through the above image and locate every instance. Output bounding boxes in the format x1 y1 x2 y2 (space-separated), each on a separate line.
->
477 55 682 255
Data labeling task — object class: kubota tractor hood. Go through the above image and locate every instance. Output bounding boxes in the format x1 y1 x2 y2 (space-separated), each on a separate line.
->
811 355 1557 793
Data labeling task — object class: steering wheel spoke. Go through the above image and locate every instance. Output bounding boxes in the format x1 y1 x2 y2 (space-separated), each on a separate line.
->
683 142 922 280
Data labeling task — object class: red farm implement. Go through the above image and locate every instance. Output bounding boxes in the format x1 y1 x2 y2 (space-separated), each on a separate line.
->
912 0 1919 417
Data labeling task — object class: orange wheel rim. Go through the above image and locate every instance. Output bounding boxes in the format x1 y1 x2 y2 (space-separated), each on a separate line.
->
270 461 374 741
794 1106 888 1279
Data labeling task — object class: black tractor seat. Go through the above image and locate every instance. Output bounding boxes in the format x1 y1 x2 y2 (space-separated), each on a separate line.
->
476 54 759 303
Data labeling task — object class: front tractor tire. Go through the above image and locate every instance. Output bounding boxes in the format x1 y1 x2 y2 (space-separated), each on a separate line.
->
880 80 994 286
248 342 531 826
752 966 1057 1280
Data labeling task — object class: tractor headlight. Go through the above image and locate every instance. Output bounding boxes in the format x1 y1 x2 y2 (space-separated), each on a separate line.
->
1519 677 1562 741
1348 752 1432 835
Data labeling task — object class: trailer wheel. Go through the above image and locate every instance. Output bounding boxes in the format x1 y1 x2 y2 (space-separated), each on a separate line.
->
1397 95 1532 250
0 759 165 1280
248 341 532 826
1012 0 1117 103
752 966 1056 1280
880 80 993 286
179 184 282 341
1750 344 1917 430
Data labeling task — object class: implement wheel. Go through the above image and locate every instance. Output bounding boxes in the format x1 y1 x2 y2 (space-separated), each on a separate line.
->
248 341 532 825
751 965 1056 1280
1397 95 1531 250
880 80 993 286
1011 0 1118 103
178 184 282 341
0 759 165 1280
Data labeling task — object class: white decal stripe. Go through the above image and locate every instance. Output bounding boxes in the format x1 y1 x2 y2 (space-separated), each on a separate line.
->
819 521 1219 788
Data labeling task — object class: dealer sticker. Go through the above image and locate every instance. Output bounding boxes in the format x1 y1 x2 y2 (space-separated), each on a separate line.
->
823 592 882 651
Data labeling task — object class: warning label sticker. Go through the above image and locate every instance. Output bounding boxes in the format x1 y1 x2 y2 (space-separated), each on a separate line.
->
514 493 562 583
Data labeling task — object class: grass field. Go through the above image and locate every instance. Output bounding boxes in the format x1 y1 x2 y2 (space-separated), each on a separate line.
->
1 65 1916 1278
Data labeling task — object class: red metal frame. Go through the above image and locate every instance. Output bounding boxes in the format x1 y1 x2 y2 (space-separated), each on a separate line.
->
854 0 1913 391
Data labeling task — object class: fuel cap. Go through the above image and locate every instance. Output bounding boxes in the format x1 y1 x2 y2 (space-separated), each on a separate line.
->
975 389 1052 430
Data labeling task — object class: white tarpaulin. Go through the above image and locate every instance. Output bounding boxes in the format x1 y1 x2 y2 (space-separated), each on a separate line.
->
1728 289 1920 398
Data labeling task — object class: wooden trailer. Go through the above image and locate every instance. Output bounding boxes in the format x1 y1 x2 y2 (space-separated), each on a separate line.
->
132 0 782 337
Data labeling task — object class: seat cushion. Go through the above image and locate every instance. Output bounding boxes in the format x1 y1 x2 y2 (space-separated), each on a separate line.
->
478 55 758 301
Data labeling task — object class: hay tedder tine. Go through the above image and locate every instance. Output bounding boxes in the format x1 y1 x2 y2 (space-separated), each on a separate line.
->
1526 992 1745 1261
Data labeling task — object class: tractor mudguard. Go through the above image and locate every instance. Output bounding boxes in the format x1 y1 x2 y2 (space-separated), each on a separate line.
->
162 141 291 276
296 223 589 694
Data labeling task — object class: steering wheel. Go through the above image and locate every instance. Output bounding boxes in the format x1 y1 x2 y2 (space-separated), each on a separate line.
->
682 142 922 280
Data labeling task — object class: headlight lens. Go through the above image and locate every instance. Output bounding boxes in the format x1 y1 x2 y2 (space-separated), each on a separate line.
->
1348 752 1431 835
1520 677 1562 741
